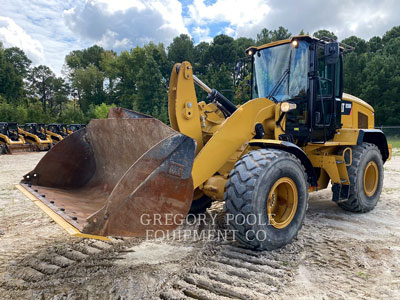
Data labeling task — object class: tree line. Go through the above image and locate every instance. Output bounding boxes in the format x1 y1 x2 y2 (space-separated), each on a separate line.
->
0 26 399 126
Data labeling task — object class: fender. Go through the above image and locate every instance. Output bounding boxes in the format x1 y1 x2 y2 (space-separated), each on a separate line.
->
357 129 391 162
249 139 318 187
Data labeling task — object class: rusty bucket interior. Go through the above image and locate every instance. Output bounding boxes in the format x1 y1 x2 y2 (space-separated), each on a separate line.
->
19 112 195 237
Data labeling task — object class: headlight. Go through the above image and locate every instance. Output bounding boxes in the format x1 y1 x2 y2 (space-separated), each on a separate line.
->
280 102 297 112
246 47 257 56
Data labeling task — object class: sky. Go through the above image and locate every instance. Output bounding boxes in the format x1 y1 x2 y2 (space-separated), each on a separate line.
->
0 0 399 75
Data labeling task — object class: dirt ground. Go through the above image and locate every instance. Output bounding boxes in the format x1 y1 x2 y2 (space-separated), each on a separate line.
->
0 151 399 300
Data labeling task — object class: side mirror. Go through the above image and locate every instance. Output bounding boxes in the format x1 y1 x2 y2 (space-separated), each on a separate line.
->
325 42 339 64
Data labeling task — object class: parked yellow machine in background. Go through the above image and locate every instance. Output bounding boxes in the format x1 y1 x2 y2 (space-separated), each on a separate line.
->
19 123 52 151
0 122 32 154
18 36 391 250
67 124 85 134
46 123 69 145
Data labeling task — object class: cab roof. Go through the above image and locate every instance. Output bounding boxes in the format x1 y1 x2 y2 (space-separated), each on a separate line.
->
246 35 346 53
253 35 315 51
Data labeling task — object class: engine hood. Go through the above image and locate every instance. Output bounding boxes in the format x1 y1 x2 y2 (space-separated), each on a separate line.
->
342 93 374 113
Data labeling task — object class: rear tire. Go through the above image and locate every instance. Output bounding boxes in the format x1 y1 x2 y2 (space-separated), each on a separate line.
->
338 143 383 213
224 149 308 250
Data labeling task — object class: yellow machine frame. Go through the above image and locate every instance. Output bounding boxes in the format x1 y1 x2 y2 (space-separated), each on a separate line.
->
0 132 27 149
19 126 52 151
169 61 391 201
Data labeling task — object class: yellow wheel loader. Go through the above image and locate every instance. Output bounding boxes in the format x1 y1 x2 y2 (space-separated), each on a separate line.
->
67 124 84 134
19 123 52 151
60 123 69 136
0 122 33 154
17 36 391 250
46 123 69 145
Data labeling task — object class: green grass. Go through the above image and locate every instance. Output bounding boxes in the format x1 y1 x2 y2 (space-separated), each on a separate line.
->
387 138 400 149
357 271 369 279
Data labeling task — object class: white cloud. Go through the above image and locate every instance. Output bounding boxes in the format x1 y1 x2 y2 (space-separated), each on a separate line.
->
224 27 235 37
0 0 87 75
187 0 271 28
234 0 400 41
192 26 212 42
187 0 400 42
0 16 44 64
337 3 389 36
63 0 189 50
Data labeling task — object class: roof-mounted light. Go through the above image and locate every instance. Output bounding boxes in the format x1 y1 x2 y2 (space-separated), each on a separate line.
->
246 47 257 56
281 102 297 112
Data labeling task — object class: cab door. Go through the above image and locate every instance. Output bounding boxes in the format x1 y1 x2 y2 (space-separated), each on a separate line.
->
310 43 342 142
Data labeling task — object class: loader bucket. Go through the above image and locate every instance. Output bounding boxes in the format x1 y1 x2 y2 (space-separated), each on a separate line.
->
4 143 34 154
18 116 196 238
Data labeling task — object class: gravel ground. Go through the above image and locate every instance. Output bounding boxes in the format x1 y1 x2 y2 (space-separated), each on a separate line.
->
0 151 399 299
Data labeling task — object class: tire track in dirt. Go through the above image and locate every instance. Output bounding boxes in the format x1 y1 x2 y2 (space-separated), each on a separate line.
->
159 241 302 300
1 154 399 299
158 205 303 300
0 237 136 299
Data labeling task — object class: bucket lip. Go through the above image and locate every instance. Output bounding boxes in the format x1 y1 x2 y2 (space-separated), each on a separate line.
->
87 116 176 133
107 107 153 119
15 183 110 241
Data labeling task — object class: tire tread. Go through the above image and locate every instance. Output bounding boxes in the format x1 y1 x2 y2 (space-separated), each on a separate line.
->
338 143 382 213
224 149 308 250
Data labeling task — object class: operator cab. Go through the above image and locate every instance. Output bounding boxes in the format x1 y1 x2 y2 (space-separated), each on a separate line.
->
6 123 20 141
24 123 47 140
61 124 68 135
48 123 67 136
0 122 7 136
0 122 20 144
69 124 81 132
248 35 345 144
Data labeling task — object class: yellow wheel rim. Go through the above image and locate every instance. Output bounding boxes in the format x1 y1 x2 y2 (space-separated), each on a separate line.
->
363 161 378 197
267 177 298 229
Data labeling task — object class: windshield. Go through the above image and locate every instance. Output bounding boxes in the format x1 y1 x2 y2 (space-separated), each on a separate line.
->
8 124 17 131
252 40 309 101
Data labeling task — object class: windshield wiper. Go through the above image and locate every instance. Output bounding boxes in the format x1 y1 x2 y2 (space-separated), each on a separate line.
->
267 68 289 101
267 49 293 101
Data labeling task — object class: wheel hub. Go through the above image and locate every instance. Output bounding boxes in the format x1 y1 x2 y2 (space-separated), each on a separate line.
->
363 161 378 197
267 177 298 229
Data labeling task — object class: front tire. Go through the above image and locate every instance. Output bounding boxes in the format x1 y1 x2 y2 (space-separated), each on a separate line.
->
338 143 384 212
224 149 308 250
